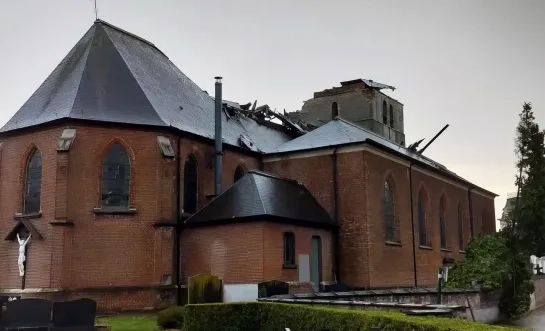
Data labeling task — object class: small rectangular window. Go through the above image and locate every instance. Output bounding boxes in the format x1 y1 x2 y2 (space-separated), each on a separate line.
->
283 232 295 266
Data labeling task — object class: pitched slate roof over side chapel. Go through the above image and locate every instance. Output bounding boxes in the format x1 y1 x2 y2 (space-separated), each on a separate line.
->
1 20 291 153
184 170 336 229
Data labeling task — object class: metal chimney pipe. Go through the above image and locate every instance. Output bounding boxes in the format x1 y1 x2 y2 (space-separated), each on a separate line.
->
214 77 223 196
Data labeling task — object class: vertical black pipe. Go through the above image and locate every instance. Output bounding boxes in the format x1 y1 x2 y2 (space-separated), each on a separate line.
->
468 188 474 239
332 148 340 282
409 163 418 287
174 136 181 305
214 77 223 196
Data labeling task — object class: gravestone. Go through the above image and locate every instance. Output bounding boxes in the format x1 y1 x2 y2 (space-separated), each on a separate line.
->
188 274 223 304
530 255 545 275
51 298 97 328
298 254 310 282
258 280 289 298
3 298 52 330
323 283 351 292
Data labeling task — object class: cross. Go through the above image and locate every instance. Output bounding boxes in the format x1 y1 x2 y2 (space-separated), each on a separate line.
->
535 264 544 275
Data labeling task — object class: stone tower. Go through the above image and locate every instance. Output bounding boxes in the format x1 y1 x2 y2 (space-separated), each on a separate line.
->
288 79 405 146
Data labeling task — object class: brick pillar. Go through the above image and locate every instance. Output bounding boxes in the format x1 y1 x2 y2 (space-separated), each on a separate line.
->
50 151 72 288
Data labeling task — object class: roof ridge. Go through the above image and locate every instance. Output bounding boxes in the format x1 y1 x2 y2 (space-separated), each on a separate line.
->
251 175 268 215
248 170 300 185
95 19 167 57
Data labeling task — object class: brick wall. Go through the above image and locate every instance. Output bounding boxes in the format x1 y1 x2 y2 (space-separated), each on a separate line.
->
0 123 261 300
180 222 333 284
264 145 497 289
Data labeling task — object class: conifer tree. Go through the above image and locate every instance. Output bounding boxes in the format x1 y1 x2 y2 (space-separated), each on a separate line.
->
513 102 545 255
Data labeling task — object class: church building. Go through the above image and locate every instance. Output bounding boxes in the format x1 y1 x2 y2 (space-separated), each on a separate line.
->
0 20 497 310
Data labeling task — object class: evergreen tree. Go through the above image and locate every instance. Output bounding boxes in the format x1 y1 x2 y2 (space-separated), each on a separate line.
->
513 102 545 255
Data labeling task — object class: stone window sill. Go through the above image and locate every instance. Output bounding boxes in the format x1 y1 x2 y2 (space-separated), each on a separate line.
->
419 245 433 250
283 263 298 270
93 207 137 215
441 248 453 252
13 212 42 220
459 250 466 254
385 241 402 247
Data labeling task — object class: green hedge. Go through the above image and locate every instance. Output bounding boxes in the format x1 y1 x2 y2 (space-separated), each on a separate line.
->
157 306 185 329
183 302 521 331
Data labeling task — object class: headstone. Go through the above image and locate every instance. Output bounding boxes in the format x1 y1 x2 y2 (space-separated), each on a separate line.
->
323 283 351 292
298 254 310 282
530 255 545 275
187 274 223 304
3 298 52 329
51 298 96 327
257 280 289 298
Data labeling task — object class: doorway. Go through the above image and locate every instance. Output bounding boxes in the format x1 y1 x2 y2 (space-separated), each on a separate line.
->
311 236 322 292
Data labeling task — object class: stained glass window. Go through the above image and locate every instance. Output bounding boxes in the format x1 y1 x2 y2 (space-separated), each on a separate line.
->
24 149 42 214
383 180 396 242
101 143 130 208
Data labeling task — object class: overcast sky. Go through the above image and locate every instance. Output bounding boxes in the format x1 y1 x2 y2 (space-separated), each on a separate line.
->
1 0 544 227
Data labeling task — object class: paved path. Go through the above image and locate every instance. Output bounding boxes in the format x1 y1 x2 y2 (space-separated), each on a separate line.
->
508 307 545 330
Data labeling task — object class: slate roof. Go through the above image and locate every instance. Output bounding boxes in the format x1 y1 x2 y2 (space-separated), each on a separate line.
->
1 20 291 153
184 170 335 228
272 118 497 197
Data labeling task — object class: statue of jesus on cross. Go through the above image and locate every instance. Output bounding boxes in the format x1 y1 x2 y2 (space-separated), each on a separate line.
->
17 233 31 277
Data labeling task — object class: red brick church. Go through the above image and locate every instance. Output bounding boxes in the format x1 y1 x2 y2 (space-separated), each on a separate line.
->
0 20 496 310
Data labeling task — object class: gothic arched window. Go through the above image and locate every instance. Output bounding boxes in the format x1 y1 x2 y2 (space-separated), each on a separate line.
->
234 166 245 183
183 155 198 214
383 180 396 242
439 196 447 249
458 204 464 250
418 191 427 246
331 102 339 119
382 101 388 125
24 149 42 214
101 143 131 209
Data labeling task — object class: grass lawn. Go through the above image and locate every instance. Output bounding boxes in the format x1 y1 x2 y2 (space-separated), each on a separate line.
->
96 314 159 331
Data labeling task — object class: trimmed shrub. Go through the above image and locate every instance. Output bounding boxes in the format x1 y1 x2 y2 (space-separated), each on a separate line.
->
183 302 521 331
157 306 185 329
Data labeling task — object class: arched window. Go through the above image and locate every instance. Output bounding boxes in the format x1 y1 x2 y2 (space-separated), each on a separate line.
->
101 143 130 209
234 166 245 183
331 102 339 119
24 149 42 214
389 105 394 128
383 180 396 242
183 155 198 214
382 101 388 125
458 204 464 250
418 191 427 246
439 196 447 249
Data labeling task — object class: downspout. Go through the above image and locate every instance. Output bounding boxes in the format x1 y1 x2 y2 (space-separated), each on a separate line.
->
174 136 181 305
332 148 340 282
409 162 417 287
468 188 474 238
214 77 223 196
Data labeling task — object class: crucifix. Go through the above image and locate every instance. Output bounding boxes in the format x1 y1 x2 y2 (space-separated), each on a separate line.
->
17 233 31 277
536 263 544 275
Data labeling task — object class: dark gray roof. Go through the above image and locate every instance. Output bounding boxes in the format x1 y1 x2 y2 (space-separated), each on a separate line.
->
340 78 396 91
271 118 497 197
184 170 335 228
1 20 291 153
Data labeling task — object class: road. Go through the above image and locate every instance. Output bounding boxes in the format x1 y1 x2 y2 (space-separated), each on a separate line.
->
508 307 545 330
